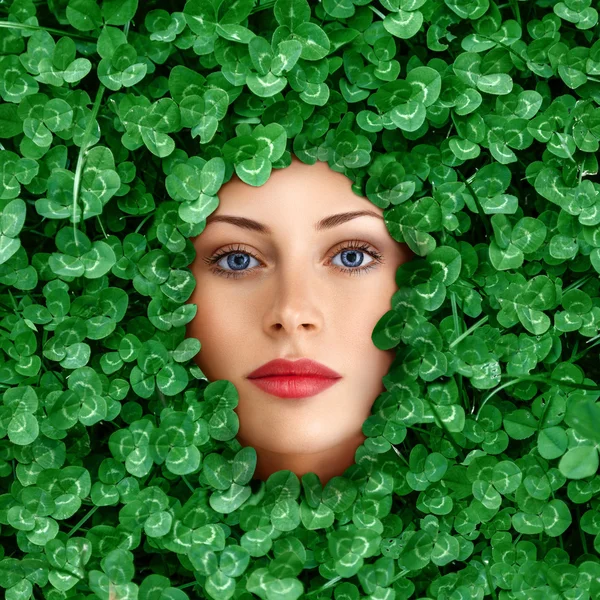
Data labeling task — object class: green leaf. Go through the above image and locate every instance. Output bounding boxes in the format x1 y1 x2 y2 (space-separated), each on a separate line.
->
102 0 139 25
184 0 217 36
559 446 599 479
489 240 524 270
8 412 39 445
67 0 103 31
156 363 189 396
476 73 513 95
541 499 572 537
383 9 424 40
564 395 600 443
0 104 23 138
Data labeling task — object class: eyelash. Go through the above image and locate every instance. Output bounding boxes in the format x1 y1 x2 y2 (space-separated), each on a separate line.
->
202 239 385 280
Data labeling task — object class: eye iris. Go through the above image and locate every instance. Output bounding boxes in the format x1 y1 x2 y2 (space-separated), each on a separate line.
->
341 250 363 267
227 253 250 270
222 249 367 271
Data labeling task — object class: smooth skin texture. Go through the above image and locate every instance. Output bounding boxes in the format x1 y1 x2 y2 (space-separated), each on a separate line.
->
185 155 413 485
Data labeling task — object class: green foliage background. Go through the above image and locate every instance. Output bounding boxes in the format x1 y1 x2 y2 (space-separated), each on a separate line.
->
1 0 600 598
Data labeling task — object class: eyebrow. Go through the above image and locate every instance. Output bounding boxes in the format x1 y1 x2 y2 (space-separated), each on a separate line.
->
205 210 384 234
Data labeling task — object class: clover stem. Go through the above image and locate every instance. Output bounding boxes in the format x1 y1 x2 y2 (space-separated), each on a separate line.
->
475 375 600 420
390 568 410 583
135 213 154 234
570 339 579 361
305 575 343 597
578 506 589 555
182 475 196 493
449 291 473 412
483 560 499 600
21 228 52 238
0 302 18 314
7 288 18 312
448 315 489 349
570 339 600 363
449 291 462 343
511 375 600 390
411 426 432 436
585 332 600 344
67 504 100 537
508 0 521 26
535 395 551 433
563 273 593 293
250 0 277 14
391 444 410 468
514 532 522 544
369 6 386 20
177 581 199 590
474 378 524 418
96 216 109 239
0 299 17 315
0 21 97 41
455 170 493 242
72 83 106 245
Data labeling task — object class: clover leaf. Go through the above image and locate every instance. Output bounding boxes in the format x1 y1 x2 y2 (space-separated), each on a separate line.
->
0 1 599 599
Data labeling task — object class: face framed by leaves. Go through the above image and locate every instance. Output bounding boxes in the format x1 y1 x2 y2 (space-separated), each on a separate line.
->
1 0 600 599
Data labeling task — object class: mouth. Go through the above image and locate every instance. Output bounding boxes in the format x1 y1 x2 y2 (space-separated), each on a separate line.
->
246 358 342 398
247 357 342 379
248 375 341 399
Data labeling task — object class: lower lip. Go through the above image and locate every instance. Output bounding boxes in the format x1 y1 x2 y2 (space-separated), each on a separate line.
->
248 376 341 398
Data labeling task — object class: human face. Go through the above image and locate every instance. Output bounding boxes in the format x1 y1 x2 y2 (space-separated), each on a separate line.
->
185 155 413 481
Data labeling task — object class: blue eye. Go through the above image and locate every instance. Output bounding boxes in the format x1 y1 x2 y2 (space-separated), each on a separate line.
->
204 240 384 279
220 252 259 272
331 248 371 269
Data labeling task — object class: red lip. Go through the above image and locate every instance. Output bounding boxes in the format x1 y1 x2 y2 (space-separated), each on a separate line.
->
247 358 342 379
247 359 342 399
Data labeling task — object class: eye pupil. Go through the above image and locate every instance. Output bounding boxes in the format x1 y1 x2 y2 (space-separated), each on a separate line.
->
341 250 363 267
228 253 250 270
214 244 376 277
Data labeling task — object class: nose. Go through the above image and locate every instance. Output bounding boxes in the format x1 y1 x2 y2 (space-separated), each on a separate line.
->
261 261 324 336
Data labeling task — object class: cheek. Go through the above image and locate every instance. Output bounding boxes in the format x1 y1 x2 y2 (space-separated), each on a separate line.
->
354 269 398 332
185 277 232 376
348 273 398 377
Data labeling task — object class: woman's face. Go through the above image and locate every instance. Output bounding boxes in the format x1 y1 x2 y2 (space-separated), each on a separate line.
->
185 156 413 476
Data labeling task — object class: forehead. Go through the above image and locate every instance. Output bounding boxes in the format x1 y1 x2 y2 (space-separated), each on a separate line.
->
216 158 383 218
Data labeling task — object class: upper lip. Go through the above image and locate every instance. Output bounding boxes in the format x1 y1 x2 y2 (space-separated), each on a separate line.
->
247 358 342 379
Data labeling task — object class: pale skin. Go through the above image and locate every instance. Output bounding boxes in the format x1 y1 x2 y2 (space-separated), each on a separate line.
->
185 154 413 485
